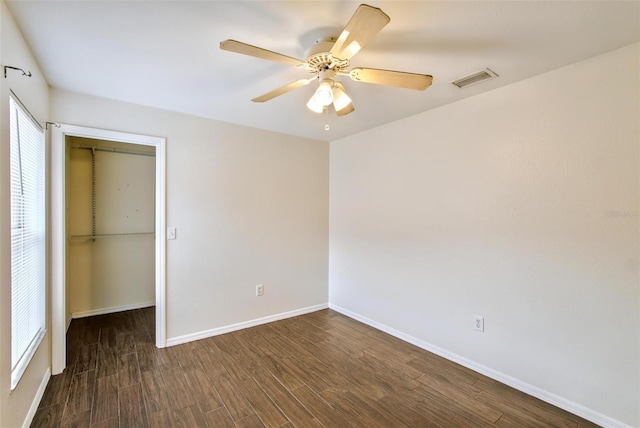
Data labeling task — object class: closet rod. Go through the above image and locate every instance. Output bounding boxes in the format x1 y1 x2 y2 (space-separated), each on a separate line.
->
70 144 156 157
68 232 155 242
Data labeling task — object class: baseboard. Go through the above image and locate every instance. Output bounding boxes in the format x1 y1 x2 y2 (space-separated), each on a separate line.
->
328 303 631 428
166 303 329 347
22 367 51 428
71 300 155 319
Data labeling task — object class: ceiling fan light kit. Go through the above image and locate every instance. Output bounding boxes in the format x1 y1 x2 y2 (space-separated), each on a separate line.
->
313 69 336 107
220 4 433 122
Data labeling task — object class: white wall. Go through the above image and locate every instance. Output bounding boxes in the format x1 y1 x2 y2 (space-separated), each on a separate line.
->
0 2 51 426
67 137 155 317
50 89 329 341
329 43 639 427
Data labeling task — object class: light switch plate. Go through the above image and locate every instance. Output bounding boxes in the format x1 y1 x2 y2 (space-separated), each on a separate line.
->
167 227 176 240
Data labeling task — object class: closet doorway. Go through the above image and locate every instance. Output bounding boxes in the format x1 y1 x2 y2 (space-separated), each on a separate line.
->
51 125 166 375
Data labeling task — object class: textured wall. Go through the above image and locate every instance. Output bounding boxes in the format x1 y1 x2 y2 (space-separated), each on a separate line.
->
50 88 330 341
330 43 639 426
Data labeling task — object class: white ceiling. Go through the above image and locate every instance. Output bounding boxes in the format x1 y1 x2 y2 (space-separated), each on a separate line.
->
6 1 640 142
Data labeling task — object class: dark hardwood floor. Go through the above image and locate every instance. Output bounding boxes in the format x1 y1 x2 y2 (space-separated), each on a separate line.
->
31 307 598 427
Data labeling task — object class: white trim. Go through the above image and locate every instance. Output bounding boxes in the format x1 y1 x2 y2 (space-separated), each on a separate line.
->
328 303 631 428
50 123 66 375
51 124 167 374
71 300 155 319
10 330 46 391
154 137 167 348
166 303 328 347
22 367 50 428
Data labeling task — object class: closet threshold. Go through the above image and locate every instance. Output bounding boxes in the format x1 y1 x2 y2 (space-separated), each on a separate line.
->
68 232 155 242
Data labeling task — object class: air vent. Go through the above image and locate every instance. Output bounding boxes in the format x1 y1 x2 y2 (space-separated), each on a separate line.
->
451 68 498 88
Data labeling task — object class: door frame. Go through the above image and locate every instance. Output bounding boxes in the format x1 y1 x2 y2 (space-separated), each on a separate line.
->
51 124 166 375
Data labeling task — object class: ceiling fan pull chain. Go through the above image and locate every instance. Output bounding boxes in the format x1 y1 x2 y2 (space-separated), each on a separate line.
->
324 107 330 131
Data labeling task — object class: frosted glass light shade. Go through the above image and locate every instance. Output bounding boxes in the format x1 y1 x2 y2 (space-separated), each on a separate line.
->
332 86 352 112
314 81 334 106
306 94 324 113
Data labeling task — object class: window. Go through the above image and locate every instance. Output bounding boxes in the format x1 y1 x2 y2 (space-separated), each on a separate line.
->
10 93 46 390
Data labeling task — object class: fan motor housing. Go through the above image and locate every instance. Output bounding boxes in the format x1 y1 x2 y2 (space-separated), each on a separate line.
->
304 37 349 73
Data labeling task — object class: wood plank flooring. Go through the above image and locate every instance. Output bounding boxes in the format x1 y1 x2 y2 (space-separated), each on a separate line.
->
32 308 599 427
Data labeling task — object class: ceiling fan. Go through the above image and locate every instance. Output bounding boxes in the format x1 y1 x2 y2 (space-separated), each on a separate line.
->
220 4 433 117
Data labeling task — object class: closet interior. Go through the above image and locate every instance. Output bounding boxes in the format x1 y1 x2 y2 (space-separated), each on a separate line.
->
66 136 156 323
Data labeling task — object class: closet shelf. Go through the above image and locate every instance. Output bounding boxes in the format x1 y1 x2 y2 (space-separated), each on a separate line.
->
68 232 155 242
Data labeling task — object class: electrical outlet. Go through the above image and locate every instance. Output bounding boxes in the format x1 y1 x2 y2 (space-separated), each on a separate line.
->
256 284 264 296
473 316 484 332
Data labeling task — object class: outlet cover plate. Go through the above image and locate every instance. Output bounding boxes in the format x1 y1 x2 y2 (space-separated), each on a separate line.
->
473 316 484 332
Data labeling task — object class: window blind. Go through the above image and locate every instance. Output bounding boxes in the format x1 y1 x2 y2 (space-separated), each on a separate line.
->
10 94 46 390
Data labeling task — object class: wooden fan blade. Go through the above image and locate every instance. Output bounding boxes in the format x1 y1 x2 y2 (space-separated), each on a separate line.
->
330 4 390 60
220 39 304 67
349 67 433 90
252 78 316 103
333 82 355 116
